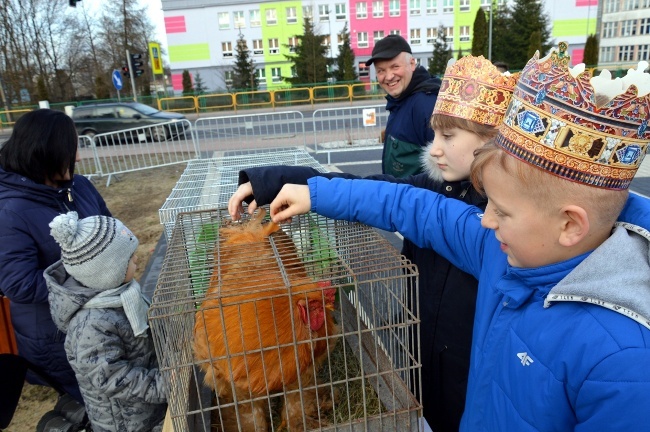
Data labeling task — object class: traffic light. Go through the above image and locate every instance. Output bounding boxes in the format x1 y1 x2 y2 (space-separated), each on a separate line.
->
130 53 144 78
121 65 130 77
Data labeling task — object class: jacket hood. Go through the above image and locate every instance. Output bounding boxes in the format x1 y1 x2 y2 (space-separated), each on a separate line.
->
44 260 104 333
545 223 650 329
386 65 441 109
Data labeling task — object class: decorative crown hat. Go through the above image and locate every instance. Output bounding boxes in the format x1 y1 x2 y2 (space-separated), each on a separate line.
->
433 55 520 127
49 211 139 290
495 42 650 190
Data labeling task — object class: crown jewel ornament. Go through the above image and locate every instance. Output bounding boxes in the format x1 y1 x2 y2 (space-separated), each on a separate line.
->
433 55 519 127
496 42 650 190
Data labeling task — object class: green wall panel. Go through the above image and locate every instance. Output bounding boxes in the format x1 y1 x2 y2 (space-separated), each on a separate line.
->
169 43 211 62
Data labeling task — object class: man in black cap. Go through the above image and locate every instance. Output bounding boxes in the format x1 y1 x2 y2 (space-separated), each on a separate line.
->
366 34 441 178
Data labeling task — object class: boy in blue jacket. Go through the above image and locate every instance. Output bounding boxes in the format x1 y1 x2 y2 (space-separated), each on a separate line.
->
266 43 650 431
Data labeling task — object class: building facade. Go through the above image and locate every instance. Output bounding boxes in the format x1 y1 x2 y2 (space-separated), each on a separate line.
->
160 0 600 92
597 0 650 70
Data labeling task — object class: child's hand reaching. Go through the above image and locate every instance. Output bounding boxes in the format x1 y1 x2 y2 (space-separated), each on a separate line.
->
228 182 257 221
270 184 311 224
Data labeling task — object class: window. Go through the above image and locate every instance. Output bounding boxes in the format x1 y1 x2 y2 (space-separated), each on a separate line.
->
356 2 368 18
291 66 297 77
288 36 298 52
602 22 616 38
322 35 331 50
638 44 649 61
271 67 282 82
373 1 384 17
618 45 634 62
359 61 370 77
286 7 297 24
268 38 279 54
460 0 470 11
266 8 277 25
234 11 245 28
373 30 385 43
427 27 436 43
358 31 368 48
253 39 264 55
389 0 400 16
218 12 230 30
250 10 261 27
337 33 345 46
480 0 490 6
445 26 454 39
622 20 636 36
641 18 650 35
443 0 453 13
410 28 421 45
426 0 437 14
600 46 614 62
409 0 421 15
624 0 639 9
224 71 233 86
460 25 470 41
335 3 347 19
604 0 618 12
390 29 401 35
255 68 266 80
222 41 233 58
303 6 313 19
319 5 330 21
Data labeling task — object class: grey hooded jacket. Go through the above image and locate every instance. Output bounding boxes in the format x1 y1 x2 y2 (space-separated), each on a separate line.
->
44 261 167 432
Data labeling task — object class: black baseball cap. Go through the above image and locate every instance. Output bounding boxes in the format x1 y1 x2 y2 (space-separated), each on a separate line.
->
366 35 412 66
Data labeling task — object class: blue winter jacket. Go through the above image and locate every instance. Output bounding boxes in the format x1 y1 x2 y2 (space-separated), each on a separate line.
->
0 167 111 401
306 177 650 431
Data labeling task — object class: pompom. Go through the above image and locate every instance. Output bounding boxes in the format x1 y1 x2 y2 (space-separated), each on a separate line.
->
49 211 80 248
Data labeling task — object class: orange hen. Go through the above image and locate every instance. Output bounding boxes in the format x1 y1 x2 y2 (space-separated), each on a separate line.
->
194 209 338 431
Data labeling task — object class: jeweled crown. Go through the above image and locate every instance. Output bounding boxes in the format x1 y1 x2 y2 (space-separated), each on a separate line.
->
496 42 650 190
433 55 519 127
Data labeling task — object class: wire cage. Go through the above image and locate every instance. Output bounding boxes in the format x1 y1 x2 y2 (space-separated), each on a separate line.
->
149 207 421 432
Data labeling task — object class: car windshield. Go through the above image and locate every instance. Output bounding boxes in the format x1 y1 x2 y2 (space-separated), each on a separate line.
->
131 103 160 115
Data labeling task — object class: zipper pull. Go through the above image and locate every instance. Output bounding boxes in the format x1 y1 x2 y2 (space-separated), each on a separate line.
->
67 189 73 202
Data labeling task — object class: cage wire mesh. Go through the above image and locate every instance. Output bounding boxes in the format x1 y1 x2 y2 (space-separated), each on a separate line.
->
158 147 326 239
149 207 421 432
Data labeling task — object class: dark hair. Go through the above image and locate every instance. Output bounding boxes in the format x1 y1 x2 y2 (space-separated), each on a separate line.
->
0 109 78 184
492 61 509 72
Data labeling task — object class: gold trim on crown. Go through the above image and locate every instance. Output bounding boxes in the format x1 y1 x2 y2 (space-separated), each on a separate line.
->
433 55 519 127
496 42 650 190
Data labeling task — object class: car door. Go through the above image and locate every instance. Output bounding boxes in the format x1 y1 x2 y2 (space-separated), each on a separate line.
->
117 105 154 130
94 106 119 134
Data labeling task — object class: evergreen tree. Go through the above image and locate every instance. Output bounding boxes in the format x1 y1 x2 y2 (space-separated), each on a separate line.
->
284 18 329 85
333 22 358 82
504 0 553 70
583 34 599 67
527 31 542 59
489 2 511 65
232 32 258 91
429 25 451 77
471 7 488 57
181 70 193 95
36 76 49 101
457 47 464 59
194 71 207 94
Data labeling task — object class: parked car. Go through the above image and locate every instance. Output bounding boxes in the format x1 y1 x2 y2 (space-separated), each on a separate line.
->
72 102 187 142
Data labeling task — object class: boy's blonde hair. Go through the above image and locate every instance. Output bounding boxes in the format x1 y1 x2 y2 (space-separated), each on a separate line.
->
471 142 628 228
430 113 499 142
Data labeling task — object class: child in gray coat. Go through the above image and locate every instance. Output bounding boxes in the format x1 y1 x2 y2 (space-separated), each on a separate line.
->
44 211 167 432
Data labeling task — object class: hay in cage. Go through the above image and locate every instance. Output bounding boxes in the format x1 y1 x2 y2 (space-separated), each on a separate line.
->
149 207 421 432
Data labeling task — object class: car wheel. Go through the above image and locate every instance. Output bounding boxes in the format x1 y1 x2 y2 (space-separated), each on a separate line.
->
151 125 169 142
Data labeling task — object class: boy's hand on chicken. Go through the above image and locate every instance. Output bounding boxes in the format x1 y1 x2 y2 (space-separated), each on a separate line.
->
270 184 312 224
228 181 259 221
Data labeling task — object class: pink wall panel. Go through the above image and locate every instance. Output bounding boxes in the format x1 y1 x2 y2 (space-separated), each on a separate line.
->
172 72 192 91
165 16 187 34
571 48 584 65
349 0 408 58
575 0 598 6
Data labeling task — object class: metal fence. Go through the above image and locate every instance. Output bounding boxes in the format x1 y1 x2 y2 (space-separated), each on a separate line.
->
194 111 306 155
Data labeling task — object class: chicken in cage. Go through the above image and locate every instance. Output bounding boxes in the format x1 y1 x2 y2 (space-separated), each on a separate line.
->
149 207 421 432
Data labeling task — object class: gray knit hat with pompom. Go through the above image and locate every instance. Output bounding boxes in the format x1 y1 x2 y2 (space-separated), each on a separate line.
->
49 211 139 290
